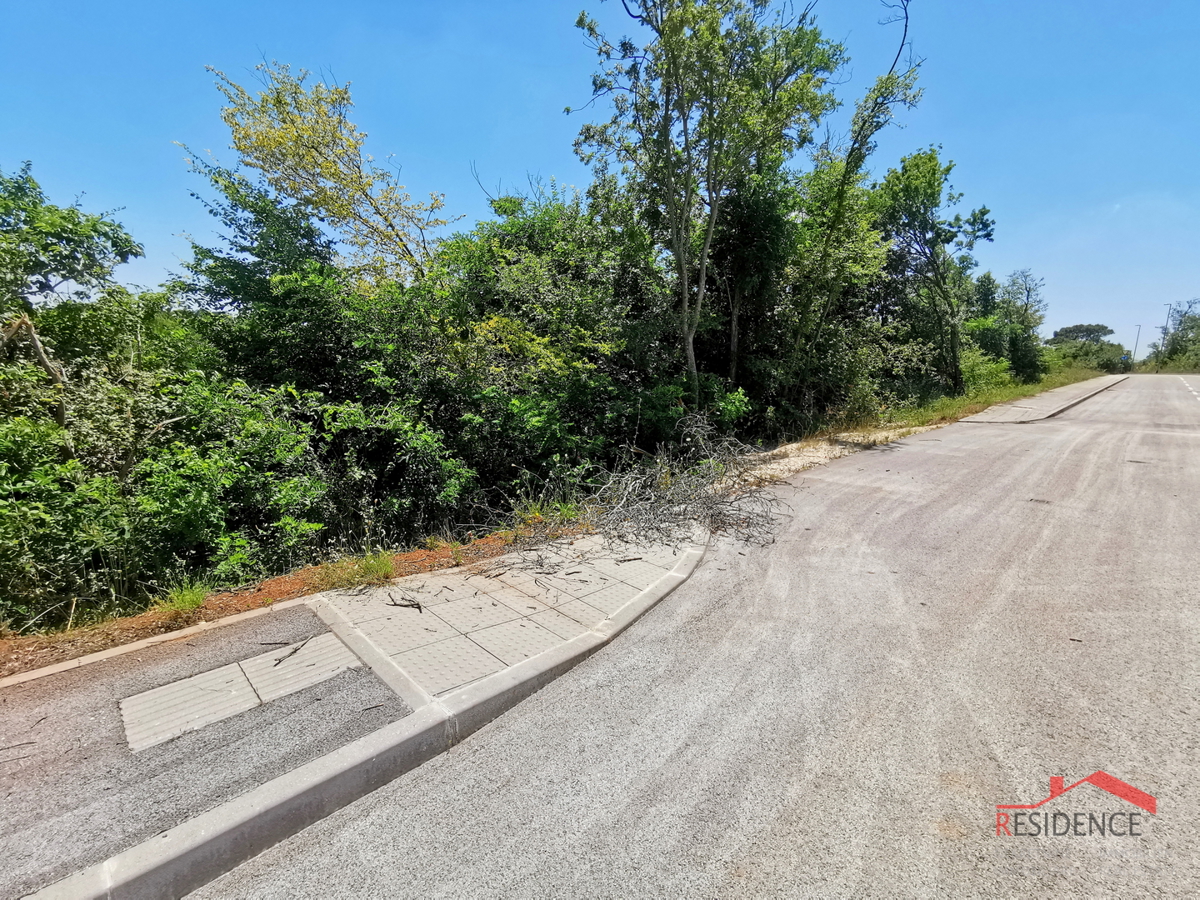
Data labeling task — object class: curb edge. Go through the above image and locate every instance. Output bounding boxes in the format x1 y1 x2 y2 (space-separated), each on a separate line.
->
26 535 709 900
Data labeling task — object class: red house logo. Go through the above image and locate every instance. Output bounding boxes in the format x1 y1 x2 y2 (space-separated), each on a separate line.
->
995 772 1156 837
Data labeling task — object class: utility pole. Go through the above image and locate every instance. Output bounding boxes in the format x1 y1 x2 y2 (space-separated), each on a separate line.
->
1132 324 1142 362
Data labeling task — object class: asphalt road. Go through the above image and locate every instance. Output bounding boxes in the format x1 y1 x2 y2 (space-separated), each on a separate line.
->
0 608 409 899
196 374 1200 899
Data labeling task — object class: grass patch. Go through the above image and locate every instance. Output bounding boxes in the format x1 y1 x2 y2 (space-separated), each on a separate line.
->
310 550 396 592
883 367 1104 428
154 579 212 612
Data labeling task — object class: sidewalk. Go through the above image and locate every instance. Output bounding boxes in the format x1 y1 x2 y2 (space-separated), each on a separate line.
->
959 374 1128 423
4 532 704 899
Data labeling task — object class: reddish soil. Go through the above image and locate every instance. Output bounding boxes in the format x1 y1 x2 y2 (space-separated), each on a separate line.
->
0 534 512 679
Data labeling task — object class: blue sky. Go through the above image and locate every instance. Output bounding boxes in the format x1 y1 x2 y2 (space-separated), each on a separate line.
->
3 0 1197 356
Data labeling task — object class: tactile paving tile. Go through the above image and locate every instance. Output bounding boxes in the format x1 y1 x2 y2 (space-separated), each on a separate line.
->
519 565 615 604
393 635 505 695
584 556 671 586
528 607 592 641
430 594 523 634
484 584 553 616
120 663 260 752
553 598 608 629
329 589 413 624
638 546 684 570
469 618 564 666
238 632 360 702
381 574 474 607
575 579 645 615
356 608 458 656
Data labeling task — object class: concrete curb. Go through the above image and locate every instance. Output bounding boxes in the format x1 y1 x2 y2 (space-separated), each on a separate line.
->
961 374 1128 424
0 597 314 690
1038 374 1128 421
26 536 708 900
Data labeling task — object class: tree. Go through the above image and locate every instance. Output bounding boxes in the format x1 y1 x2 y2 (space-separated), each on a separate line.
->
1048 323 1114 344
708 172 796 383
1000 268 1046 332
1 163 142 314
203 62 450 283
969 271 1001 318
574 0 843 404
875 148 994 393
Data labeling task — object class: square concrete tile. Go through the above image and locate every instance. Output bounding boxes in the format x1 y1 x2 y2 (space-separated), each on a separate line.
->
585 556 671 587
239 632 360 702
639 544 685 569
521 565 615 603
386 574 476 606
576 580 645 615
393 636 505 695
356 608 459 655
327 592 398 625
554 598 608 629
120 663 259 752
529 607 592 640
430 595 523 634
485 584 553 616
469 618 564 666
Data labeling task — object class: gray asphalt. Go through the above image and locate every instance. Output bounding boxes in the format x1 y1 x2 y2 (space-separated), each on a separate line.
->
0 607 411 899
192 374 1198 898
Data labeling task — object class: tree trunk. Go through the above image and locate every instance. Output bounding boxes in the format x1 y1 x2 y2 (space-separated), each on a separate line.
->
728 286 741 383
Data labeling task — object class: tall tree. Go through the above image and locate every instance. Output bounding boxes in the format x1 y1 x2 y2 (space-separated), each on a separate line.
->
875 148 993 393
999 268 1047 332
202 62 450 283
573 0 842 404
708 172 796 383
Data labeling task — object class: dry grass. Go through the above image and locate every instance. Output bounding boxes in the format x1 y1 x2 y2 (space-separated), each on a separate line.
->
745 425 944 483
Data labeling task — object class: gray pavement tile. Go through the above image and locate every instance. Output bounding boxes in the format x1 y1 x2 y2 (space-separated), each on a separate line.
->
390 572 485 606
392 636 505 695
120 664 260 752
552 598 608 629
429 594 523 634
327 592 404 624
357 608 459 656
484 584 553 616
521 565 616 603
528 607 593 640
574 580 645 615
584 556 671 586
468 618 565 666
238 633 360 703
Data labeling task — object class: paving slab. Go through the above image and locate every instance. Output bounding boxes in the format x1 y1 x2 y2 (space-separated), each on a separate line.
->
14 531 706 898
0 608 411 900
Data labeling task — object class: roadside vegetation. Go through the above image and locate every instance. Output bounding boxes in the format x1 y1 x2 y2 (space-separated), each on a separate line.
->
0 1 1134 634
1140 302 1200 371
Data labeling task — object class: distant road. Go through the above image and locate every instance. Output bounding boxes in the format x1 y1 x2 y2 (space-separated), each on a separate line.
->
198 374 1200 898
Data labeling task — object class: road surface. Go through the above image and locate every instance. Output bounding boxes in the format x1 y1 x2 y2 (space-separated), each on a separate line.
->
196 374 1200 898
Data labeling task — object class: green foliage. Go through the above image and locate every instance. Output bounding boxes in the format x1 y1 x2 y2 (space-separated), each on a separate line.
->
960 345 1012 393
1 163 143 314
5 32 1088 631
1047 339 1130 374
874 148 994 394
574 0 844 402
205 61 450 282
1049 323 1114 344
